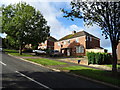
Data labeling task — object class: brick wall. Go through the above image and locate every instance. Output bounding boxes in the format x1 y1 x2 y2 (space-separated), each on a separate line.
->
54 36 86 51
38 40 55 50
54 36 86 56
47 40 54 50
117 42 120 60
86 36 100 49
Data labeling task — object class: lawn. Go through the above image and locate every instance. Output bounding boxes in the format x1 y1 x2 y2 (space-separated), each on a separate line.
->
26 58 67 66
61 66 120 86
4 49 33 57
104 64 120 69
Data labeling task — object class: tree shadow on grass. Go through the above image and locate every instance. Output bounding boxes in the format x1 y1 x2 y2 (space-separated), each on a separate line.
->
4 50 18 53
69 69 120 87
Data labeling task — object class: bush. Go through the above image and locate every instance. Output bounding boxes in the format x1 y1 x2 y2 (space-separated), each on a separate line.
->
22 48 32 53
76 55 84 58
87 52 112 65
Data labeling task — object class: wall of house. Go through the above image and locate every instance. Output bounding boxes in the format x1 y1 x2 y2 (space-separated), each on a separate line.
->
86 36 100 49
54 36 86 51
47 40 54 50
38 40 55 50
54 36 86 56
86 49 106 53
117 42 120 60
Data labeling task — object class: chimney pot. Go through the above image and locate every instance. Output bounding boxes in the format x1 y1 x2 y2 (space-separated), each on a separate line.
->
72 31 76 34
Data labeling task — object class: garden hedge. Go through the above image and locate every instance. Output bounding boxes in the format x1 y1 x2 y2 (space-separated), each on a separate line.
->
87 52 112 65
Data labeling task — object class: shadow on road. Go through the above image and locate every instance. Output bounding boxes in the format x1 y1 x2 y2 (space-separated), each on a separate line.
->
2 70 113 89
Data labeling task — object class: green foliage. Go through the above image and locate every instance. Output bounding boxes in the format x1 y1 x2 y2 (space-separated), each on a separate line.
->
61 66 120 86
26 58 67 66
2 2 50 54
62 1 120 73
87 52 112 65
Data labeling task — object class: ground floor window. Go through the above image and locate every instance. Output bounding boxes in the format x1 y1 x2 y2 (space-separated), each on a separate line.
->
76 46 84 53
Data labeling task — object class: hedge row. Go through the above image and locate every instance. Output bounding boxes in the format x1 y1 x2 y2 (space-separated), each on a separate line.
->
87 52 112 65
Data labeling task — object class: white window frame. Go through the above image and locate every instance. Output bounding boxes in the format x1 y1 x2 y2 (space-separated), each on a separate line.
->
58 42 61 46
90 37 92 41
64 41 66 45
76 38 79 43
68 40 70 44
76 46 84 53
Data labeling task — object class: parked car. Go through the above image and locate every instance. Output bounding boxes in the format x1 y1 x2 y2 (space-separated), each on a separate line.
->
33 50 46 55
49 50 63 57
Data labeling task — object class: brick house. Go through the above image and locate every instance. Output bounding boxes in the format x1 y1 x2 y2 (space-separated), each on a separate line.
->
54 31 101 56
38 36 57 50
117 41 120 60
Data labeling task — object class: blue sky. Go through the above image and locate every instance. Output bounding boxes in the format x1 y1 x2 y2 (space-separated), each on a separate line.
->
0 0 112 52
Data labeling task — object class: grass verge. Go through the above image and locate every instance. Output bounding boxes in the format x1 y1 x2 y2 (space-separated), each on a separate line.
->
61 66 120 87
104 64 120 69
4 49 33 57
26 58 67 66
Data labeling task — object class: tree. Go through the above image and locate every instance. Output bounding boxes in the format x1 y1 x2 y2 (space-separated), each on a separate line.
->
2 2 50 55
61 1 120 74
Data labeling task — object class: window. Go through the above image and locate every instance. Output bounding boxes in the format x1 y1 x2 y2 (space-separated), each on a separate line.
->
76 38 79 43
90 37 92 41
58 42 61 46
64 41 66 45
86 36 89 41
68 40 70 44
76 46 84 53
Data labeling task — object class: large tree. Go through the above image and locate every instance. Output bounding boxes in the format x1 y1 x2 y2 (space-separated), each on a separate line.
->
2 2 50 55
61 1 120 74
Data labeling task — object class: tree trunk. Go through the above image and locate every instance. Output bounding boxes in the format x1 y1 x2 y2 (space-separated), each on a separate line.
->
111 44 118 75
19 45 22 55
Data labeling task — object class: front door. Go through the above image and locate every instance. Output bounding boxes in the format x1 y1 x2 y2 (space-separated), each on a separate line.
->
67 49 70 56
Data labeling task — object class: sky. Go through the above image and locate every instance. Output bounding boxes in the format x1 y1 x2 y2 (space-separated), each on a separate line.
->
0 0 112 53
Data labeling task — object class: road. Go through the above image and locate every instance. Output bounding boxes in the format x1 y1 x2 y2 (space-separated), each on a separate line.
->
0 52 112 89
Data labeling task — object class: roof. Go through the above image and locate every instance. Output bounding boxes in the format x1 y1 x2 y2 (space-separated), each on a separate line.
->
59 31 99 41
48 36 57 42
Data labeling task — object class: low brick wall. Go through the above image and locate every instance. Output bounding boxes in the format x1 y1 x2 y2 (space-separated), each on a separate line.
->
64 59 88 65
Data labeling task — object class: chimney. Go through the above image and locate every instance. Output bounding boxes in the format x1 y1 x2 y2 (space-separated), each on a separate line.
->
72 31 76 34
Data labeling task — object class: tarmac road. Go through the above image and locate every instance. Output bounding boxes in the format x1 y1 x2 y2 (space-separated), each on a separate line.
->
0 52 112 89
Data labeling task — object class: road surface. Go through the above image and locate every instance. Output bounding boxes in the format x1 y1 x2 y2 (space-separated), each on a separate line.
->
0 52 112 89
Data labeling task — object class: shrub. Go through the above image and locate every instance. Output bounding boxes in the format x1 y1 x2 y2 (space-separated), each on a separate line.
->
87 52 112 65
22 48 32 53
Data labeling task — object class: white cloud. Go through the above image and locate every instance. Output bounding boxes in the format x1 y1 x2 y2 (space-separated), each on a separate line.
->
28 2 73 40
69 25 83 31
0 1 112 52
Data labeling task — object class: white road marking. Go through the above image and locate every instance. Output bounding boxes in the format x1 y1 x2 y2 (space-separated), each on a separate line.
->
15 71 52 90
0 61 6 66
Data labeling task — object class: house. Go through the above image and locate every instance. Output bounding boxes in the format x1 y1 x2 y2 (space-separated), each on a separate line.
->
117 41 120 60
54 30 104 56
38 36 57 50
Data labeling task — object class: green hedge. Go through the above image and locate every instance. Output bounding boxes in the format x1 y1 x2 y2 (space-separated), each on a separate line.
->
87 52 112 65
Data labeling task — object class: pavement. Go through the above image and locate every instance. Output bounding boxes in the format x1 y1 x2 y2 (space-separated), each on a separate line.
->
1 52 116 89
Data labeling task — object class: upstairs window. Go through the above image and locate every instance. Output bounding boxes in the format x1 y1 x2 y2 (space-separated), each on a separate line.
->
68 40 70 44
76 38 79 43
64 41 66 45
58 42 61 46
